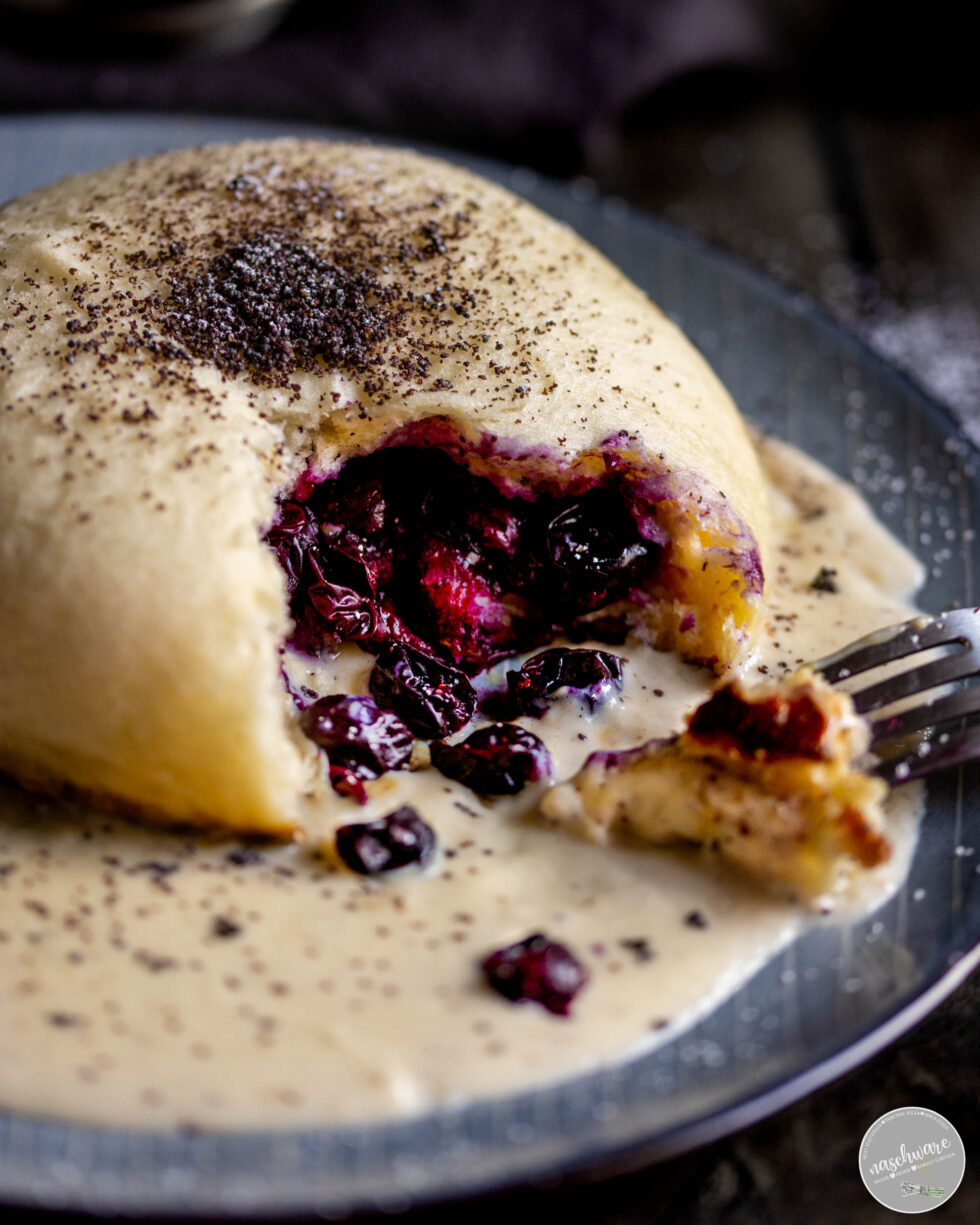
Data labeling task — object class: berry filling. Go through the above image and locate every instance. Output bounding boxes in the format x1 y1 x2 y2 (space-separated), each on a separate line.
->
481 933 587 1016
268 427 665 676
431 723 552 795
334 806 436 874
266 418 764 791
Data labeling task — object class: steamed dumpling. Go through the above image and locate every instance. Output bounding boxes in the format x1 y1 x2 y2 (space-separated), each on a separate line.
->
0 140 769 833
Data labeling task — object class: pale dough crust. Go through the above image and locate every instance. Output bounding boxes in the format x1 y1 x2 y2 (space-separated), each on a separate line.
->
0 140 769 833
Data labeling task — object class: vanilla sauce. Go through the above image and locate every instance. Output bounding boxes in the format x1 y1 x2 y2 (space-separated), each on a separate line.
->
0 435 924 1129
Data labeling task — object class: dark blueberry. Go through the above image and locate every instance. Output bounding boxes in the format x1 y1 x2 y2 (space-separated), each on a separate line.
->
307 578 376 640
315 476 391 562
430 723 552 795
369 643 477 738
507 647 625 717
295 543 381 648
300 695 414 783
545 488 651 585
343 477 389 536
305 539 373 594
481 932 587 1016
368 601 437 657
264 501 317 596
271 448 654 681
335 806 436 874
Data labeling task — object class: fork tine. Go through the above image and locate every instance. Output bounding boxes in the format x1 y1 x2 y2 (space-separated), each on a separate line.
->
812 607 980 786
850 649 980 715
869 682 980 746
812 608 979 683
874 721 980 785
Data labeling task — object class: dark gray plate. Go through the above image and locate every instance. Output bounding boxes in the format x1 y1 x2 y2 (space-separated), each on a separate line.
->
1 114 977 1218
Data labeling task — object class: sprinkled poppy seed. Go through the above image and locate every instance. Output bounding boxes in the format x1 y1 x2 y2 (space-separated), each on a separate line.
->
211 916 242 939
225 848 266 867
810 565 840 593
158 230 394 383
619 937 654 963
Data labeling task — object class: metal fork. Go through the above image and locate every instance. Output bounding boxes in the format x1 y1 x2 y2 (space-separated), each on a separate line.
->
811 607 980 785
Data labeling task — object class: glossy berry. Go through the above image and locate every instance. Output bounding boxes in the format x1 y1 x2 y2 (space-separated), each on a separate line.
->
264 501 318 597
545 489 651 586
430 723 552 795
335 806 436 875
369 643 477 738
424 486 521 559
481 933 587 1016
507 647 625 717
300 695 414 781
297 543 378 647
307 578 376 641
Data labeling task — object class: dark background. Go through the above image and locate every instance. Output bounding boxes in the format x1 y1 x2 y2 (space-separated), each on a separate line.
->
2 1 979 440
1 2 977 1220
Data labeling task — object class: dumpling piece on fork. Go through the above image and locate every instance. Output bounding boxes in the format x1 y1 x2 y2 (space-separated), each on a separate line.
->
541 668 891 901
0 139 769 834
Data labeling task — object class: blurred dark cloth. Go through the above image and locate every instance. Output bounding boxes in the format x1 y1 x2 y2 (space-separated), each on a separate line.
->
0 0 974 175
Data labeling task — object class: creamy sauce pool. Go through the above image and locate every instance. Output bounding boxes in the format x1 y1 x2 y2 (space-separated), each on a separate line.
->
0 437 924 1130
